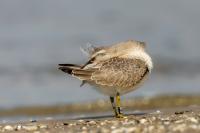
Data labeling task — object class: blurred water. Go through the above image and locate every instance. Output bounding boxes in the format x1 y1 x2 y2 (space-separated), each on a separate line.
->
0 0 200 108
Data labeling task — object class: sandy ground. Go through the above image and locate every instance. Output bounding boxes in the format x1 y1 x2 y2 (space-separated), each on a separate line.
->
0 95 200 133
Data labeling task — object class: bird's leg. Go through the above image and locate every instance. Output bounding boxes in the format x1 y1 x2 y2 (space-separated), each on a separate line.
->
116 92 124 118
110 96 118 117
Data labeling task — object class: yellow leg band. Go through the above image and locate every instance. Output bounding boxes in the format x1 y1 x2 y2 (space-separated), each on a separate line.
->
115 93 125 118
116 94 121 108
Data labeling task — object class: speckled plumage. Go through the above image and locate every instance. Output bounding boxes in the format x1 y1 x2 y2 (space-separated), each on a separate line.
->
90 57 148 96
59 40 153 96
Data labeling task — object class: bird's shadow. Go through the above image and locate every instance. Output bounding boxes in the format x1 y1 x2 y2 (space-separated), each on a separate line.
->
73 111 147 120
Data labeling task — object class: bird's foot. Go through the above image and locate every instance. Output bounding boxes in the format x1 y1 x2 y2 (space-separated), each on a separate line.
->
115 113 126 118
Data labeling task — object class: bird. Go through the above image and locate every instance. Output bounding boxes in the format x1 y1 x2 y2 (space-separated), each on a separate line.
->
58 40 153 118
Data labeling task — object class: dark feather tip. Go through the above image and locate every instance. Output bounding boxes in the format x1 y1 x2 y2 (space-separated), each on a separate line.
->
58 67 72 74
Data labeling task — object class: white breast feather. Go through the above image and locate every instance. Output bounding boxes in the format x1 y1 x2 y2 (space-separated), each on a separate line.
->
128 50 153 71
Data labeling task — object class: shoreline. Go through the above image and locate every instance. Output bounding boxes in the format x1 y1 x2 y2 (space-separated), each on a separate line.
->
0 106 199 132
0 95 199 132
0 95 199 117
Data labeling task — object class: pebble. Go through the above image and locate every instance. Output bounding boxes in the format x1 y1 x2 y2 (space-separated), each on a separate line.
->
30 119 37 122
126 127 137 132
148 125 155 132
33 131 40 133
16 124 22 130
3 125 14 131
132 119 139 124
81 126 87 130
68 123 76 126
189 124 198 129
172 124 186 132
140 118 147 124
111 126 116 129
175 111 184 115
100 122 105 126
22 124 38 131
150 110 161 114
174 119 184 124
163 121 170 125
161 117 170 121
156 110 161 113
151 116 157 121
81 131 88 133
88 120 96 125
188 117 198 123
63 122 69 126
100 127 110 133
78 120 84 123
111 127 126 133
39 124 48 129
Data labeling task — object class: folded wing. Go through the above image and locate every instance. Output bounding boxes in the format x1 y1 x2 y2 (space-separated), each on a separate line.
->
91 57 149 88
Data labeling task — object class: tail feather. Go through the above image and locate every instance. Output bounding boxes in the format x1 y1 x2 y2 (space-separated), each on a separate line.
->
59 64 81 67
58 64 81 74
58 64 94 80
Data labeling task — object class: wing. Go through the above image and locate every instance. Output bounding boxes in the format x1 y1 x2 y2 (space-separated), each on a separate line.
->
91 57 149 88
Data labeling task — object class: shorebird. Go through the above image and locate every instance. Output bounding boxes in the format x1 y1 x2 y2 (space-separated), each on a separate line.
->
58 40 153 118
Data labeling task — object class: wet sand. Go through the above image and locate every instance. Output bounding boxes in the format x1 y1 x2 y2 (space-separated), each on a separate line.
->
0 95 200 133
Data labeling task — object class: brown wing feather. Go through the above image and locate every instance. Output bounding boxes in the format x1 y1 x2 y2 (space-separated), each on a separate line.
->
91 57 148 88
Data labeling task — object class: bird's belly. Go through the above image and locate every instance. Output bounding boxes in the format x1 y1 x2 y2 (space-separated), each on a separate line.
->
92 86 118 96
88 73 149 96
88 82 139 97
